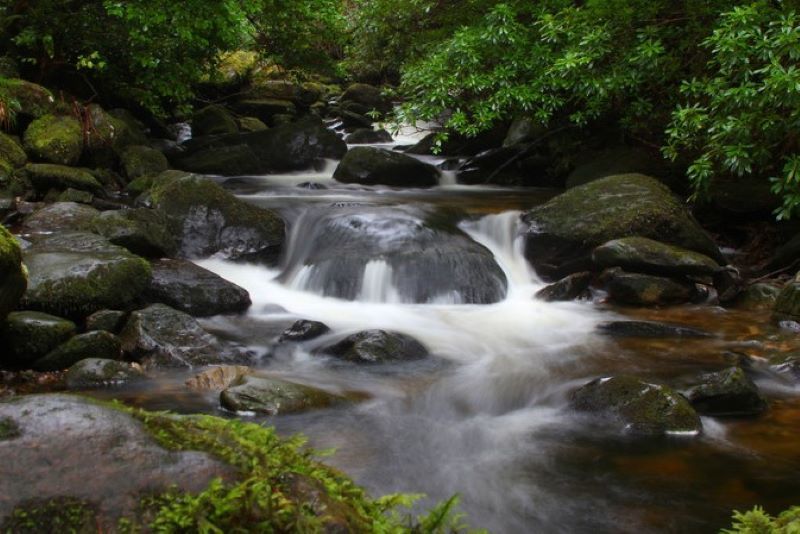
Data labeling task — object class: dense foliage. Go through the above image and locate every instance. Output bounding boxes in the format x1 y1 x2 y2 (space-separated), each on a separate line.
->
723 505 800 533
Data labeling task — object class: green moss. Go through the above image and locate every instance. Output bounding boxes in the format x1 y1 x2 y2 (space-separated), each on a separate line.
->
0 415 20 440
0 132 26 167
23 115 84 165
1 498 97 533
119 145 169 180
0 226 27 320
24 164 103 194
0 78 55 119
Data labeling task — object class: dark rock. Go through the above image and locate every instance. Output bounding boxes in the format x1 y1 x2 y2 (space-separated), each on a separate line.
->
340 110 373 130
521 174 722 281
732 283 781 311
23 164 103 195
278 320 330 343
597 321 711 339
333 147 438 188
0 225 26 321
119 145 169 180
565 146 670 189
316 329 429 364
345 128 393 144
1 311 76 367
144 259 251 316
57 188 94 204
340 83 391 115
191 105 239 137
185 365 250 391
686 367 767 416
91 208 176 258
64 358 144 389
85 310 127 333
83 104 140 167
570 375 701 436
592 237 720 277
0 132 27 168
709 175 780 216
21 201 99 234
773 276 800 324
236 116 268 132
605 269 698 306
0 79 55 122
33 330 122 371
234 98 296 125
23 115 83 165
405 127 506 157
297 182 327 190
220 375 342 414
535 272 592 302
503 117 543 147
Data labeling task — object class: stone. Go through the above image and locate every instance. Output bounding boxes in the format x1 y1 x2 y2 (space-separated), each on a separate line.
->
570 375 701 436
708 175 780 216
503 117 543 147
23 164 104 195
0 225 26 321
535 272 592 302
597 321 711 339
0 132 26 168
144 259 251 316
185 365 250 391
91 208 176 257
604 269 697 306
119 145 169 180
1 79 55 121
236 116 268 132
345 128 393 144
340 110 373 130
21 202 99 234
278 320 330 343
592 237 720 277
23 115 83 165
1 311 76 367
191 105 239 137
732 283 781 311
565 146 671 189
83 104 140 167
57 188 94 204
234 98 296 125
521 174 722 281
33 330 122 372
85 310 127 333
316 329 429 364
64 358 144 389
340 83 392 115
220 375 342 415
773 277 800 324
333 147 439 188
686 367 767 417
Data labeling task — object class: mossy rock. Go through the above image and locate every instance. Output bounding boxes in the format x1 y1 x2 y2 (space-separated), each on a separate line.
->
125 169 189 198
340 83 392 115
56 188 94 204
173 143 262 176
732 283 781 311
107 109 148 145
0 311 76 367
0 225 26 321
23 115 84 165
521 174 722 281
774 278 800 325
85 309 127 333
592 237 720 277
33 330 122 372
119 145 169 180
686 367 767 417
333 146 439 188
234 98 296 124
0 132 27 168
340 110 373 129
0 78 55 120
91 208 176 258
21 201 99 234
570 375 701 436
23 163 103 195
316 329 429 364
191 105 239 136
64 358 144 389
345 128 393 144
604 269 697 306
236 116 267 132
82 104 139 167
220 375 342 415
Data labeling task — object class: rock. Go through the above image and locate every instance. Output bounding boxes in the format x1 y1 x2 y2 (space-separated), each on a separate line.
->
333 147 438 187
687 367 767 417
144 259 251 316
456 146 530 186
1 311 76 367
604 269 698 306
316 330 429 364
57 188 94 204
191 105 239 137
340 110 373 130
1 79 55 121
0 395 232 522
535 272 592 302
237 116 267 132
220 375 341 414
21 201 99 234
107 109 148 144
405 127 506 157
0 132 26 168
23 163 104 195
83 104 140 167
85 310 127 333
769 354 800 382
340 83 391 115
20 232 152 320
119 145 169 180
234 98 296 125
23 115 83 165
565 146 670 189
172 143 262 175
732 283 781 311
345 128 393 144
597 321 711 339
278 320 330 343
33 330 122 372
119 303 250 368
773 276 800 324
592 237 720 277
521 174 722 281
185 365 250 391
150 175 285 263
570 375 701 436
0 225 26 321
64 358 144 389
91 208 175 257
503 117 543 147
708 175 780 216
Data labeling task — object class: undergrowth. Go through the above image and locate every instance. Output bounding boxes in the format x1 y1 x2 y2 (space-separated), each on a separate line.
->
723 505 800 534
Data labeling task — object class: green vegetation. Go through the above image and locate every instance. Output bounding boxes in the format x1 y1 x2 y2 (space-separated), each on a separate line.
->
723 505 800 533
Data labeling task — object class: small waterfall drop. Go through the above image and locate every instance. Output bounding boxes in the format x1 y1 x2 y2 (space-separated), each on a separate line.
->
358 260 402 303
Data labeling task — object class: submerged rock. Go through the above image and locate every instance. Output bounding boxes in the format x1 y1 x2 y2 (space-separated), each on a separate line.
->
1 311 76 367
64 358 144 389
535 272 592 302
316 329 429 364
333 147 439 188
604 269 698 306
597 321 711 339
686 367 767 417
33 330 122 372
0 225 26 321
220 375 342 414
592 237 720 277
278 320 330 343
570 375 701 436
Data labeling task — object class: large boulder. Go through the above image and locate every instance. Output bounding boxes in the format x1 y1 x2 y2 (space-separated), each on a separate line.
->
0 311 76 367
33 330 122 372
220 375 342 414
345 128 393 144
521 174 722 281
340 83 391 115
333 147 439 187
20 232 152 320
592 237 721 277
191 105 239 137
23 115 83 165
91 208 176 257
570 375 701 436
604 269 698 306
119 145 169 180
21 202 99 234
23 163 104 195
315 329 429 364
0 225 26 321
150 175 285 263
144 259 251 316
686 367 767 417
64 358 144 389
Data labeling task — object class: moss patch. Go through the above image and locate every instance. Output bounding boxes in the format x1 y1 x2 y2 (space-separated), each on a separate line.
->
1 497 97 533
0 415 20 440
23 115 84 165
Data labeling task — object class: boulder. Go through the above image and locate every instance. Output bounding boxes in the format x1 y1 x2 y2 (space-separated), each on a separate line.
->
23 115 83 165
570 375 701 436
597 321 711 339
732 283 781 311
234 98 296 125
91 208 176 257
21 202 99 234
191 105 239 137
119 303 250 368
1 311 76 367
503 117 543 147
0 225 26 321
150 175 285 263
83 104 140 167
20 232 152 319
405 126 507 157
521 174 722 281
220 375 341 414
345 128 393 144
119 145 169 180
0 79 55 121
64 358 144 389
278 320 330 343
340 83 391 115
85 309 127 333
23 163 104 195
333 147 438 187
708 175 780 216
535 272 592 302
0 132 27 168
316 329 429 364
340 110 373 130
604 269 698 306
236 116 267 132
686 367 767 417
57 188 94 204
592 237 720 277
773 276 800 324
144 259 251 316
565 146 671 189
33 330 122 372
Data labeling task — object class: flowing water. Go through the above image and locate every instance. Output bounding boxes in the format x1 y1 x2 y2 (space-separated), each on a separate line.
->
90 140 800 533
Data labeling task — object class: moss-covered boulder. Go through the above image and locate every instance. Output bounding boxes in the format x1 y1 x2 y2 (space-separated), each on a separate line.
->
65 358 144 389
686 367 767 417
21 232 152 320
220 375 342 415
23 163 104 195
236 116 267 132
0 225 26 321
33 330 122 372
125 169 188 198
340 83 391 115
0 79 55 121
0 311 76 367
521 174 722 281
593 237 720 277
278 320 330 343
234 98 296 125
85 309 127 333
570 375 701 436
333 147 439 187
23 115 83 165
345 128 393 144
316 329 429 364
604 269 697 306
192 105 239 136
21 202 99 234
91 208 175 257
57 188 94 204
82 104 140 167
151 175 285 263
119 145 169 180
0 132 26 168
535 272 592 302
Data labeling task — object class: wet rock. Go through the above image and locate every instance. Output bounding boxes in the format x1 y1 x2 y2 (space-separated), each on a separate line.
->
191 105 239 137
91 208 175 257
21 201 99 234
0 132 27 168
773 276 800 324
220 375 341 414
297 182 327 190
234 98 296 125
0 79 55 121
144 259 251 316
340 83 392 115
150 175 285 263
605 269 697 306
23 115 83 165
455 146 557 187
405 127 506 157
503 117 542 147
535 272 592 302
521 174 722 281
119 303 250 368
769 354 800 382
570 375 701 436
85 309 127 333
708 175 780 216
0 225 26 321
119 145 169 180
33 330 122 372
278 320 330 343
597 321 711 339
57 188 94 204
0 311 76 367
23 164 104 195
732 283 781 311
236 116 267 132
316 329 429 364
686 367 767 416
64 358 144 389
21 232 152 319
185 365 250 391
83 104 140 167
592 237 720 277
340 110 373 130
345 128 393 144
333 147 438 188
